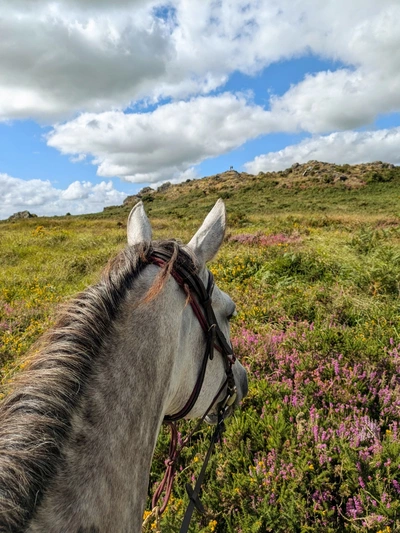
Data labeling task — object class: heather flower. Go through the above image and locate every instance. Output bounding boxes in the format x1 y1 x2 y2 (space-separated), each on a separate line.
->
229 233 301 247
392 479 400 494
346 496 364 518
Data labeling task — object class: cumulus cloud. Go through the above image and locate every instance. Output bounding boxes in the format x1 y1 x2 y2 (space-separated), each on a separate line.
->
266 69 400 134
30 0 399 186
0 1 172 121
47 70 400 182
244 128 400 173
0 174 127 220
47 93 276 182
1 0 400 125
154 0 400 106
2 0 400 194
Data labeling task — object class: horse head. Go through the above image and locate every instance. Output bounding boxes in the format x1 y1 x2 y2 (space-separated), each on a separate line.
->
127 198 248 424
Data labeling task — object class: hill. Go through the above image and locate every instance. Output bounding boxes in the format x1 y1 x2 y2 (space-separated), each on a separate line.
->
3 160 399 225
96 160 400 227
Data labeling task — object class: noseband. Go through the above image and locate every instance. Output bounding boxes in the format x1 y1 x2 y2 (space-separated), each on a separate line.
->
149 249 237 421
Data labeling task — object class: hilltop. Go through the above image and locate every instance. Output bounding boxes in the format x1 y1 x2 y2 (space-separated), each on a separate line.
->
3 160 400 225
99 160 400 225
122 160 397 204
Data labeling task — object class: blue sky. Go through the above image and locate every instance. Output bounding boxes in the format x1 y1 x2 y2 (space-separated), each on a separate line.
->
1 0 400 219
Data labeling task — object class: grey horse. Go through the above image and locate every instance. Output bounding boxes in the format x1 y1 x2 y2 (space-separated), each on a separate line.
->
0 199 248 532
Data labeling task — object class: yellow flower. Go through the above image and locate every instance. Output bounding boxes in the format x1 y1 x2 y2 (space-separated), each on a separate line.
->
208 519 217 532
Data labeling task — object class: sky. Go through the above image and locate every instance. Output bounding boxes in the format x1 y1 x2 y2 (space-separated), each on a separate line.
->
1 0 400 219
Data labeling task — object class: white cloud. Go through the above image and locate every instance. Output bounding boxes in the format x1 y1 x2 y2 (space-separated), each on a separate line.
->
167 0 400 135
1 0 400 191
47 63 400 182
266 59 400 134
47 93 275 182
0 1 172 121
0 173 127 220
244 128 400 173
1 0 400 125
34 0 400 186
167 167 200 185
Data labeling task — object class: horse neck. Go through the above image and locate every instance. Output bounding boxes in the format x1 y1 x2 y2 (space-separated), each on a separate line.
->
28 271 187 533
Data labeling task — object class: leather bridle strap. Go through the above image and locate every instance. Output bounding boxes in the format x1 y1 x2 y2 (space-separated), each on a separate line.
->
148 250 236 423
179 408 225 533
149 250 235 359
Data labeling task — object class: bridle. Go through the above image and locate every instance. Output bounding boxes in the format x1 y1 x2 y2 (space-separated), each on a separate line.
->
143 248 238 532
149 249 237 421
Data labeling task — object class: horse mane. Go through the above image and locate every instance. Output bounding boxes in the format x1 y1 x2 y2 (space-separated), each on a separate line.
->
0 239 197 532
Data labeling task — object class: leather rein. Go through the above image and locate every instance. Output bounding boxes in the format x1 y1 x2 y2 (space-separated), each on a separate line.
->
144 249 237 532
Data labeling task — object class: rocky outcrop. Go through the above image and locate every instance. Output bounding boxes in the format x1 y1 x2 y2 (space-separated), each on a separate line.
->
137 187 154 196
8 210 37 220
123 186 156 207
119 160 398 210
123 195 139 206
157 182 171 193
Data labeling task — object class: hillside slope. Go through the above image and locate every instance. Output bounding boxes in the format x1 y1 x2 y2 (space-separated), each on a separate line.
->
100 160 400 226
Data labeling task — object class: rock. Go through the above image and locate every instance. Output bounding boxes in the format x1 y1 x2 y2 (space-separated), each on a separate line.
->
157 182 171 192
303 166 314 176
8 210 37 220
137 187 154 196
123 195 139 206
291 162 300 169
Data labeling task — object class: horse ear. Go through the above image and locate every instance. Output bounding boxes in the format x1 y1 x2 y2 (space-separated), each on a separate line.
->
187 198 226 265
127 201 152 246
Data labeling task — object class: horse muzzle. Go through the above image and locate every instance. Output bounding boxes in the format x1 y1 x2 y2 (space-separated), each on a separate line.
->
205 362 248 425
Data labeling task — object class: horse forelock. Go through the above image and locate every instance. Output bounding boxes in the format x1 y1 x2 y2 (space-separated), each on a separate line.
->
0 239 194 532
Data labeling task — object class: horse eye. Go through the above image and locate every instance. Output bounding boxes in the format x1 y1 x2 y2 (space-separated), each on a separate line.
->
227 308 237 321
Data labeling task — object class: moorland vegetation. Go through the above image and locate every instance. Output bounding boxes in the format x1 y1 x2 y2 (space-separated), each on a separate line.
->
2 161 400 532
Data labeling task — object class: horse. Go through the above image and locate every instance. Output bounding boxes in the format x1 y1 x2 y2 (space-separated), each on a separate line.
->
0 199 248 533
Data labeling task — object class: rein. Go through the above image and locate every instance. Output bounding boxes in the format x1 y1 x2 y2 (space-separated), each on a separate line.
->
142 249 237 532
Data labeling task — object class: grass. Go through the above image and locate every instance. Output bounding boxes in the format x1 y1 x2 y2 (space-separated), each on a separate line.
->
2 162 400 532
